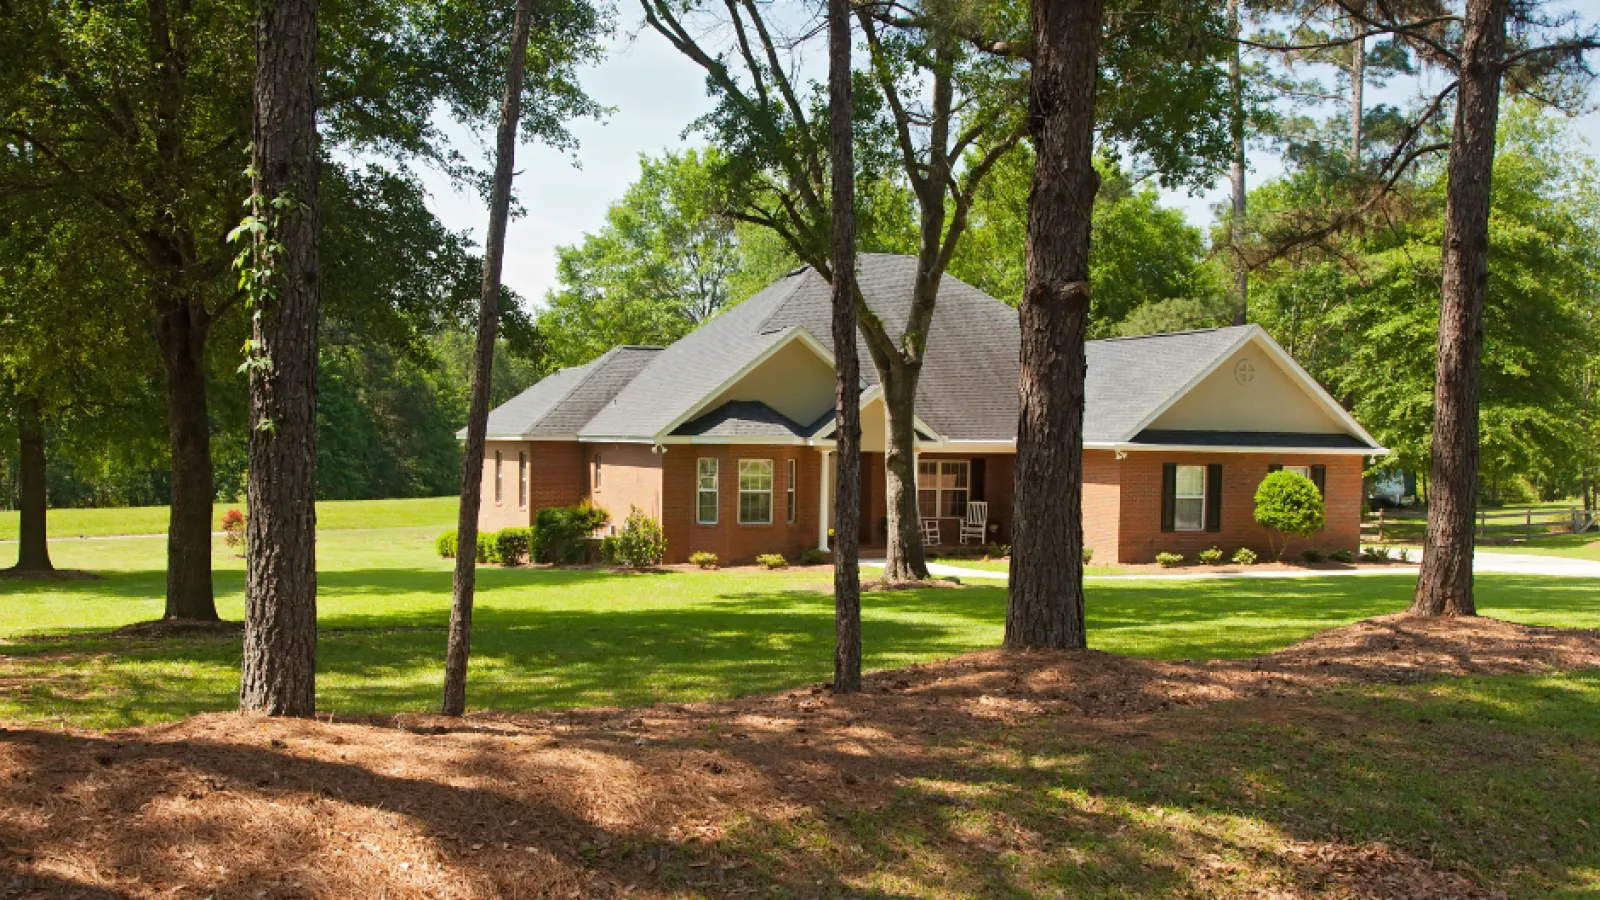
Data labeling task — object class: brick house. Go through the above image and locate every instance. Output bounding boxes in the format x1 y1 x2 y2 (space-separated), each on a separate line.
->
469 254 1385 564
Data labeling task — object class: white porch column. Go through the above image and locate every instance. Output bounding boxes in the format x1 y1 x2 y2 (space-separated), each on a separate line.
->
817 449 832 550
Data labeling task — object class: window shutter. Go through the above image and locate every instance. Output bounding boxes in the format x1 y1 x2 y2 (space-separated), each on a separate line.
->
971 458 987 502
1160 463 1176 533
1311 465 1327 497
1268 464 1283 474
1206 463 1223 533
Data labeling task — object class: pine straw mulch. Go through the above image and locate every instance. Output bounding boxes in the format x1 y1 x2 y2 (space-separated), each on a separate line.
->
1 615 1597 899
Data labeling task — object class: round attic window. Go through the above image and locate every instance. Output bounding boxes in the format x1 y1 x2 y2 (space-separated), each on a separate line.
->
1234 358 1256 385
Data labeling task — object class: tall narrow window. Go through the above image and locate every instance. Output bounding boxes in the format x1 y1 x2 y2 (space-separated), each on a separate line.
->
1174 465 1206 531
786 458 797 524
494 450 503 504
917 460 970 518
594 453 602 489
518 452 528 508
738 459 774 524
697 458 719 524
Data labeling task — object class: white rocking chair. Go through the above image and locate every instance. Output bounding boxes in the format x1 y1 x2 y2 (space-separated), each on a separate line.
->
920 517 943 547
960 501 988 545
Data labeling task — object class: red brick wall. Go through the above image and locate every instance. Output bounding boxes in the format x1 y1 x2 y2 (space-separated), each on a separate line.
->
1083 449 1121 564
587 442 664 531
1115 451 1364 563
531 441 586 512
662 445 822 564
477 440 588 533
477 441 531 532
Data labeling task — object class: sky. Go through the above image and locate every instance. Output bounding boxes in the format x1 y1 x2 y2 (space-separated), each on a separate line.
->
414 14 1600 312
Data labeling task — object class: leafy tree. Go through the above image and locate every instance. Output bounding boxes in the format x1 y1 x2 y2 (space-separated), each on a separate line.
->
1253 469 1325 559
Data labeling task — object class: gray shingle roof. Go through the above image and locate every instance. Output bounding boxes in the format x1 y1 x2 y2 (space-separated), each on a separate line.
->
672 400 808 438
1083 328 1251 443
472 345 662 438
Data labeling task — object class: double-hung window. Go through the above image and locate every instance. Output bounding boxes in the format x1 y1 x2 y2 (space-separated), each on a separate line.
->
1174 464 1206 531
917 460 969 518
738 459 774 524
696 458 719 524
786 459 797 524
1283 465 1312 480
518 452 528 508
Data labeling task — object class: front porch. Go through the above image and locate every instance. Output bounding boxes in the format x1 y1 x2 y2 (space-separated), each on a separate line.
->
815 450 1015 551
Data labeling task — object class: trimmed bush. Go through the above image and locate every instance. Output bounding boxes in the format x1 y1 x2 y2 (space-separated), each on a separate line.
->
1329 548 1354 563
756 553 788 570
987 543 1011 558
492 528 532 566
1155 552 1184 568
1081 545 1094 565
1361 545 1391 562
613 507 667 569
1197 546 1223 566
534 502 610 564
435 529 458 559
475 532 494 564
597 536 619 564
689 551 719 569
1254 470 1325 560
221 509 247 549
1231 547 1258 566
798 547 829 565
1299 547 1325 563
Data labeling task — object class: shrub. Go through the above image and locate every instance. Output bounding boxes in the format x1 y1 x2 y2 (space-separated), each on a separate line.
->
1299 547 1325 563
612 507 667 568
1231 547 1258 566
475 532 494 564
221 509 246 549
1155 552 1184 568
756 553 788 570
1254 470 1326 560
1329 548 1354 563
492 528 531 566
1361 545 1391 562
1081 545 1094 565
1396 547 1413 563
534 502 609 564
689 551 719 569
798 547 829 565
1196 546 1223 566
597 536 619 564
435 529 458 559
987 543 1011 558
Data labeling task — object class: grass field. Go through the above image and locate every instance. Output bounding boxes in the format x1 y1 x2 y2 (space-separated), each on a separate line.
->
3 522 1599 729
0 495 459 541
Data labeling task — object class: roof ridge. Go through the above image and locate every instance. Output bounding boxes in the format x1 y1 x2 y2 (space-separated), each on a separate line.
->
754 267 821 335
533 346 629 432
1092 324 1251 344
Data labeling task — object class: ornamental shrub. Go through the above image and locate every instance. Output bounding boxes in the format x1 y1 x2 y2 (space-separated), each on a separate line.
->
1231 547 1258 566
1329 548 1354 564
1360 545 1391 562
756 553 788 570
492 528 532 566
475 532 494 564
1081 545 1094 565
1197 546 1223 566
534 502 610 563
221 509 247 550
689 551 719 569
1155 552 1184 568
613 507 667 568
798 547 829 565
1253 470 1325 560
1299 547 1325 563
435 530 458 559
597 536 619 563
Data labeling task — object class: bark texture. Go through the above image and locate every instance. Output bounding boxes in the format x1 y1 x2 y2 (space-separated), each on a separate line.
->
828 0 862 694
1410 0 1508 618
876 367 926 581
1005 0 1103 651
11 396 53 573
441 0 534 716
239 0 321 716
157 307 218 620
1227 0 1248 325
1349 27 1364 164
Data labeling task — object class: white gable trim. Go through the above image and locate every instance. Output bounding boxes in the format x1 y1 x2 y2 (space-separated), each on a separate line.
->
648 326 838 442
808 384 946 443
1119 325 1382 450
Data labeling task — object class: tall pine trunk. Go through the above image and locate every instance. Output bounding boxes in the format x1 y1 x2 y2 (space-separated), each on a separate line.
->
441 0 534 716
1410 0 1508 618
239 0 321 716
828 0 862 693
1349 26 1364 164
11 395 53 573
1227 0 1247 325
156 307 218 620
1005 0 1103 650
878 367 926 582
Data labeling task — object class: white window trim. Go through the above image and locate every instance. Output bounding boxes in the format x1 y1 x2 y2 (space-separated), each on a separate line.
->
494 451 503 505
786 459 797 524
594 453 602 489
1283 465 1312 480
917 459 971 519
518 452 528 509
1174 464 1206 532
696 458 719 525
738 458 775 525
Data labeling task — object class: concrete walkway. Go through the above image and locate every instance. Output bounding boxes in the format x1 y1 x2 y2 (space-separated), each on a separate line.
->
866 550 1600 582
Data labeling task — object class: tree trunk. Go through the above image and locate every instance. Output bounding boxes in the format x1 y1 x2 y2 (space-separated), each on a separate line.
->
11 396 53 573
827 0 862 693
1349 26 1364 164
878 365 927 582
156 306 219 621
441 0 534 716
1227 0 1248 326
1005 0 1103 651
239 0 322 716
1410 0 1508 618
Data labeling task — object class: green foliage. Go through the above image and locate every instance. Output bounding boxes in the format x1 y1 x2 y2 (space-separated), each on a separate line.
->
612 507 667 569
492 528 532 567
1081 545 1094 565
436 530 458 559
689 551 720 569
1155 552 1184 568
1361 545 1391 563
475 532 494 564
1299 548 1326 564
1254 471 1326 559
798 548 829 566
755 553 788 570
1330 549 1355 564
1197 547 1223 566
1231 547 1258 566
533 503 609 564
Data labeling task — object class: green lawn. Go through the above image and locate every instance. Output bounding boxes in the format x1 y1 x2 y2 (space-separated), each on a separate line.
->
4 525 1600 729
925 554 1124 576
0 495 458 541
